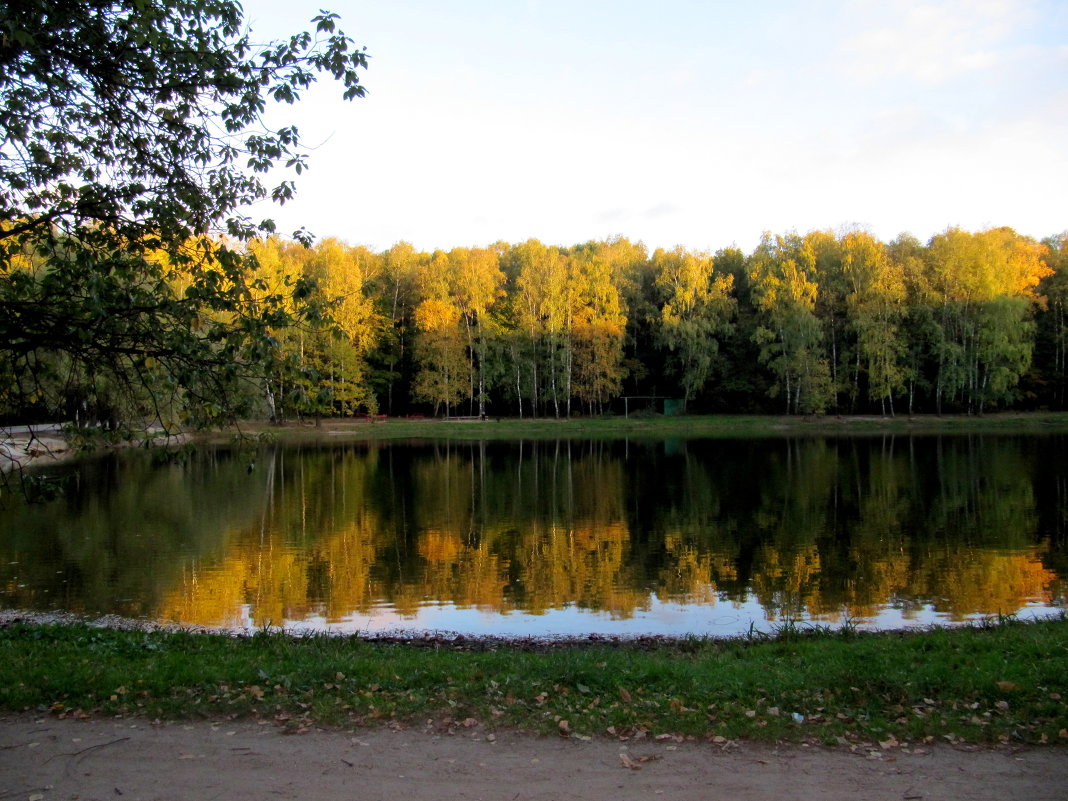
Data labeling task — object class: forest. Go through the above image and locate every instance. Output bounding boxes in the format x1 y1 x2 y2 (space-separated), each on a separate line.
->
3 224 1068 426
2 4 1064 427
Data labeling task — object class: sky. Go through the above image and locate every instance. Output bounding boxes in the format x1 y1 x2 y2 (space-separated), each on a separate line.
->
242 0 1068 255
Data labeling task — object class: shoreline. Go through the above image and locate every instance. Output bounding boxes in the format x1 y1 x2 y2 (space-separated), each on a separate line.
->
1 605 1063 649
7 411 1068 472
210 410 1068 446
1 615 1065 749
5 411 1067 475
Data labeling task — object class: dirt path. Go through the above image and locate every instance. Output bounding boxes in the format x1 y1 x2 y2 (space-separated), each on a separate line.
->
3 717 1066 801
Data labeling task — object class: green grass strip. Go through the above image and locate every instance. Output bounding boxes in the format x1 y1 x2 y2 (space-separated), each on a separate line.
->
224 411 1068 445
2 617 1066 746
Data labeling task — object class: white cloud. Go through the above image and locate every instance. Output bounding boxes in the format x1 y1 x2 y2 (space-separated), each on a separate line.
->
841 0 1034 84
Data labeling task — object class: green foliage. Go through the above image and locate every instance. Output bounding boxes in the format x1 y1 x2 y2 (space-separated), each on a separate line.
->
1032 234 1068 408
748 234 833 414
0 0 369 429
652 247 735 404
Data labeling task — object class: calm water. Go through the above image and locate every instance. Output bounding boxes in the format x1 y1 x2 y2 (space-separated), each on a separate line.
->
1 435 1066 636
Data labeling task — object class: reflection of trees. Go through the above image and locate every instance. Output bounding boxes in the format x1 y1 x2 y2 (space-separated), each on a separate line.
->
417 529 510 612
0 449 267 617
404 441 648 618
160 446 388 626
3 435 1066 628
621 436 1062 622
736 436 1061 621
509 444 646 617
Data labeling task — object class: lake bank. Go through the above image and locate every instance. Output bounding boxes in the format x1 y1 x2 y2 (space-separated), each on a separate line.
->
220 411 1068 445
8 413 1068 473
2 616 1065 748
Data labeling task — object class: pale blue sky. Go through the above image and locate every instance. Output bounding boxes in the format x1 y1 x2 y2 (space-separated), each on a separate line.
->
243 0 1068 253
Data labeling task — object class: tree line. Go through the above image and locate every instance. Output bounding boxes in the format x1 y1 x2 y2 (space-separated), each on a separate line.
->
4 224 1067 425
241 225 1068 420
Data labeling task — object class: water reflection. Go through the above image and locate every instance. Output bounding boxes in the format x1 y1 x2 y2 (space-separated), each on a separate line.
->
1 435 1065 636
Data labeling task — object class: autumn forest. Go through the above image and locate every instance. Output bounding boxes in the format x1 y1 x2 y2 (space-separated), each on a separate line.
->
244 225 1068 421
4 225 1068 425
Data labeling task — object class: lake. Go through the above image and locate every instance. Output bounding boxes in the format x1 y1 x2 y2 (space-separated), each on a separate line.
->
1 434 1065 637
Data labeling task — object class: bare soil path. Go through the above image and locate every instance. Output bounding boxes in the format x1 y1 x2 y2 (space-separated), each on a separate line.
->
3 716 1066 801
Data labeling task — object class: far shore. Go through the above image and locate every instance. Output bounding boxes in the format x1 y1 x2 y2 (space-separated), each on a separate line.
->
5 411 1068 472
212 410 1068 444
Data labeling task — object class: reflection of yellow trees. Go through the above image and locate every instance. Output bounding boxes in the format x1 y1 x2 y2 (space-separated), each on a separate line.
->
741 543 1061 623
419 530 465 563
160 516 384 627
518 521 647 618
658 533 718 603
415 529 510 612
823 547 913 620
147 438 1068 630
827 443 921 619
315 521 382 619
750 544 824 621
509 449 650 617
910 547 1060 619
159 448 388 627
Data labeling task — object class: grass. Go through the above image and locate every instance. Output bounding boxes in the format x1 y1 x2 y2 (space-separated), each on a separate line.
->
219 411 1068 446
2 616 1066 747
